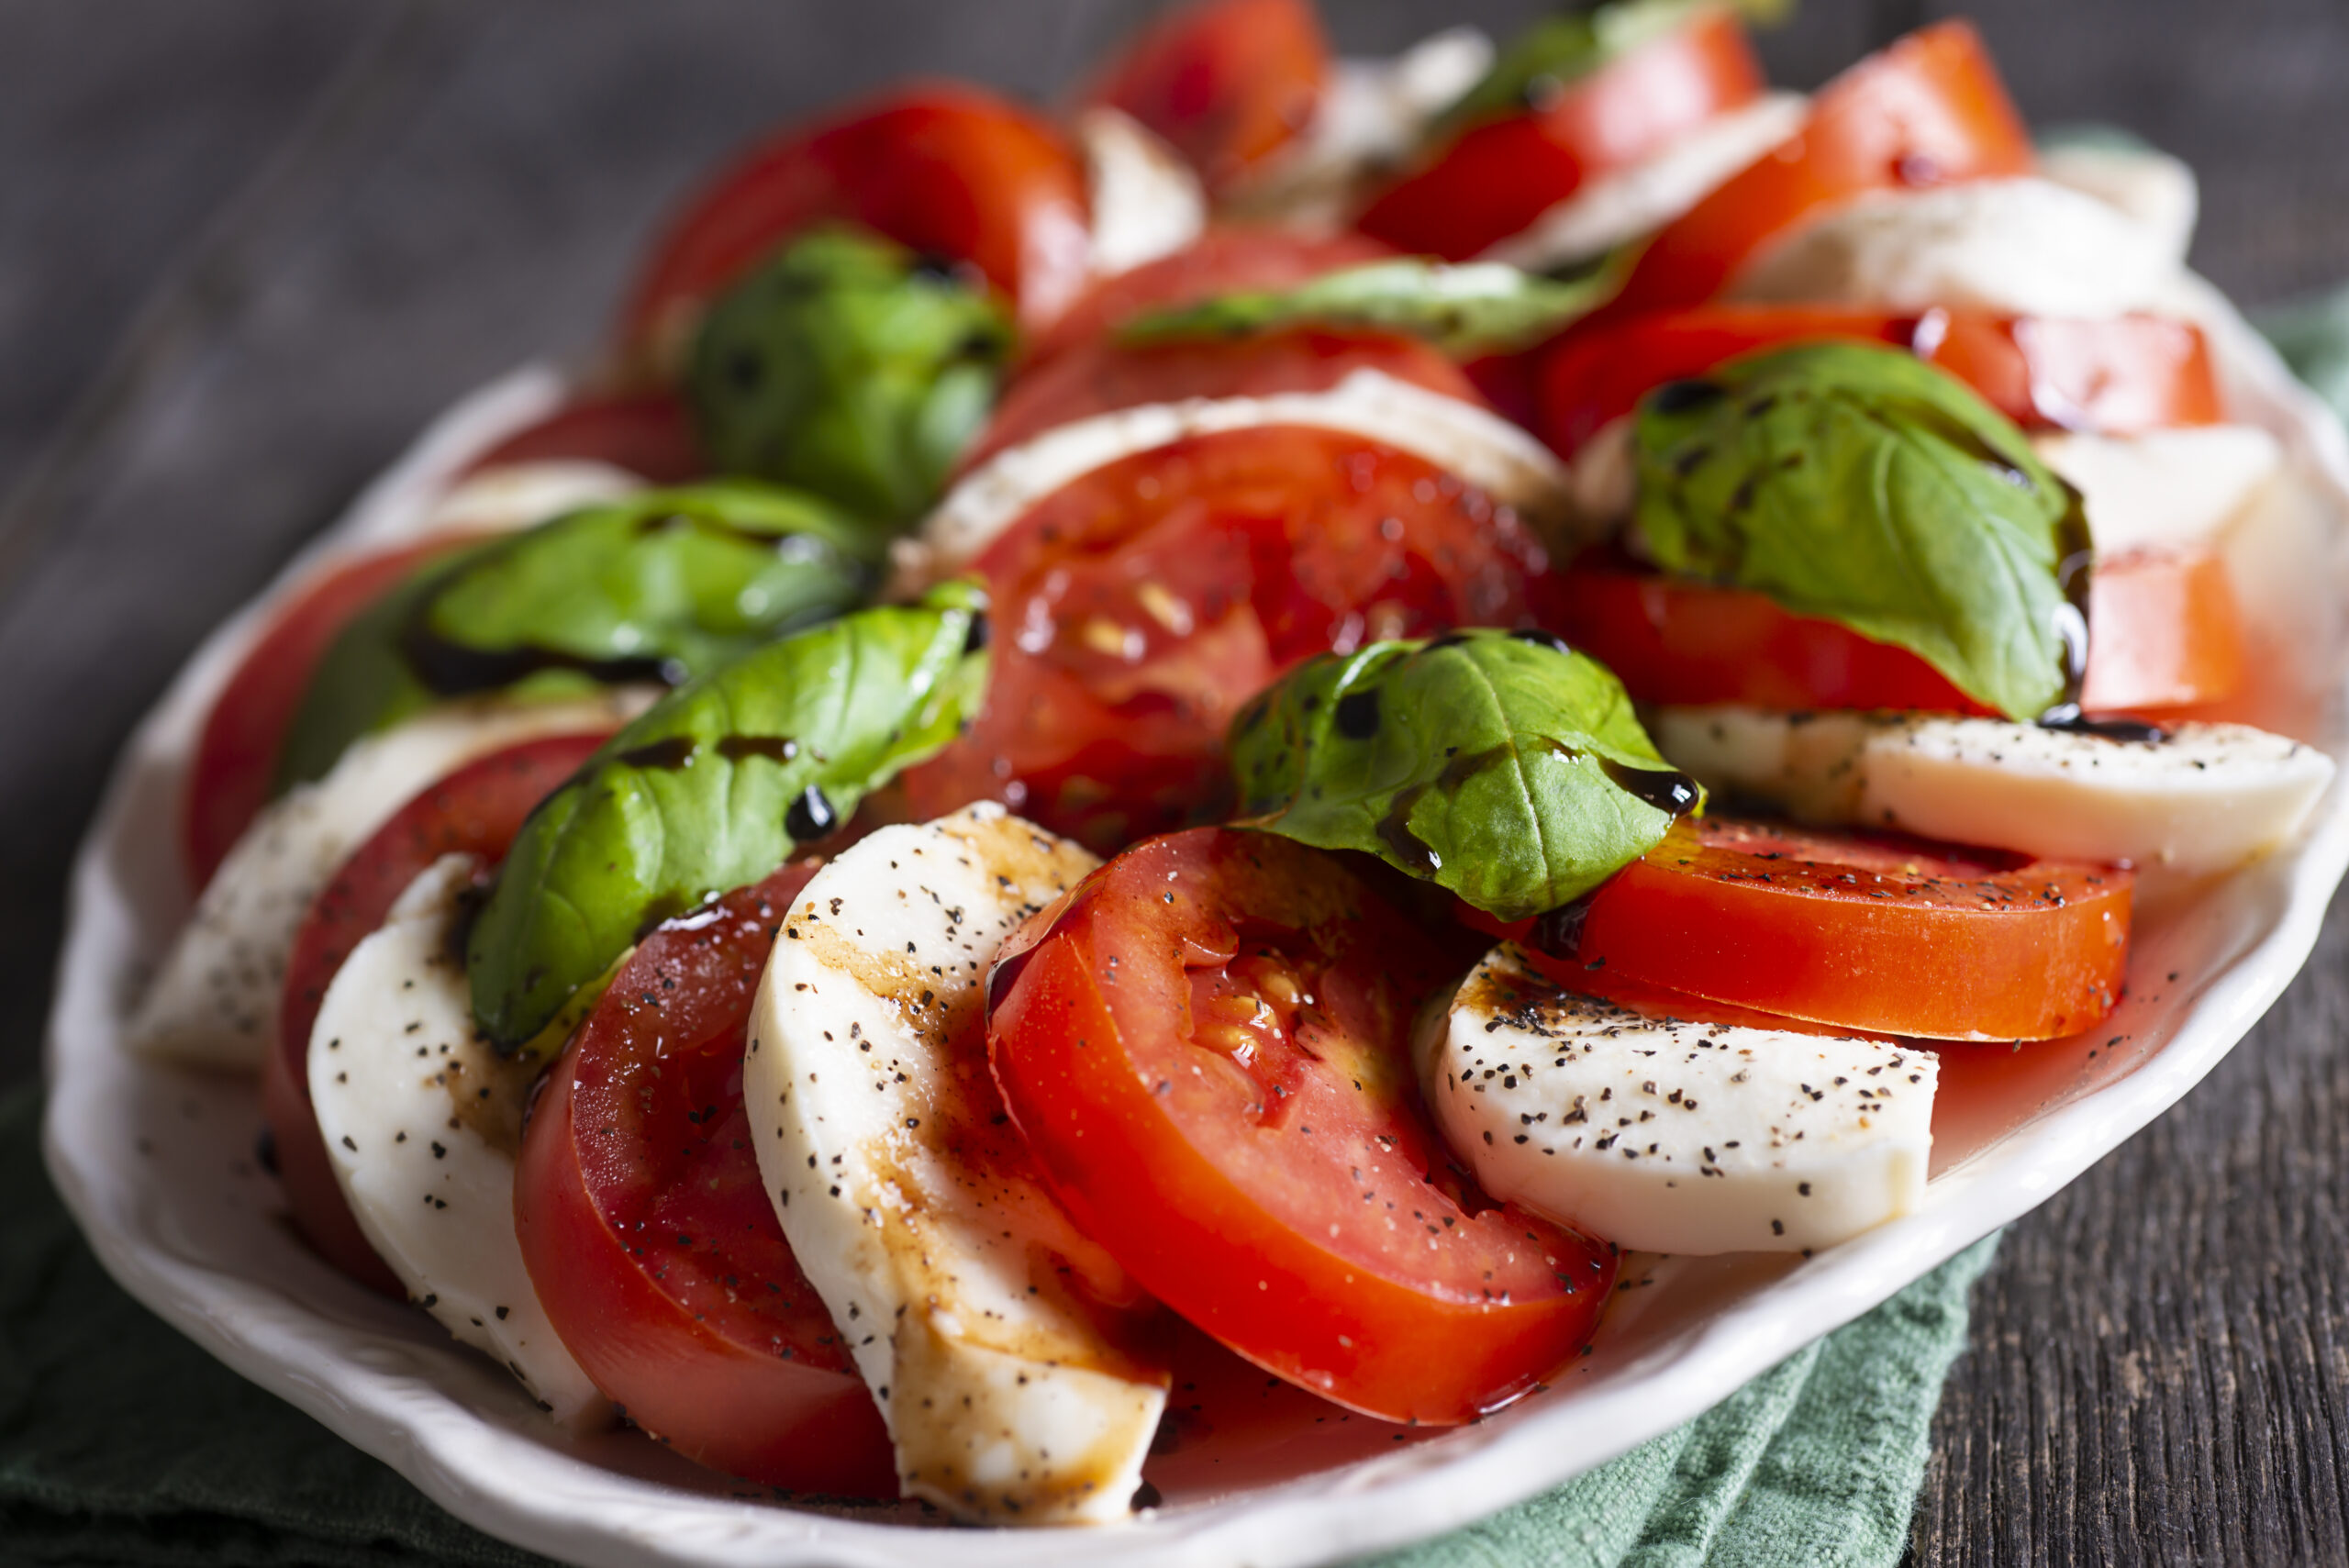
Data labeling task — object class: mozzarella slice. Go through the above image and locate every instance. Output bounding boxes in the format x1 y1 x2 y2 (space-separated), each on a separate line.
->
1651 706 2337 878
1730 177 2197 321
907 368 1575 585
415 460 643 539
1423 947 1935 1255
1077 107 1205 278
746 804 1166 1524
309 854 604 1424
1480 94 1808 273
2037 141 2199 262
2033 426 2283 555
129 692 648 1072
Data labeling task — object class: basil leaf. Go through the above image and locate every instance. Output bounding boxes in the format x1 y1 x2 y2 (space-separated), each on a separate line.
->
1228 628 1698 921
689 225 1015 526
1119 258 1620 357
1633 341 2089 721
273 483 879 791
466 579 990 1052
1432 0 1792 140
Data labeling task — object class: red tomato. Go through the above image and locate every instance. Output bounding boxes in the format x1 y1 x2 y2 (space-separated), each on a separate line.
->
1595 22 2033 324
621 82 1091 363
1551 545 2245 715
1357 6 1765 262
184 538 469 890
1025 227 1393 364
900 425 1561 851
987 828 1616 1424
264 733 611 1296
1504 817 2133 1040
463 395 707 484
515 861 896 1496
963 328 1483 473
1085 0 1329 194
1536 306 2222 458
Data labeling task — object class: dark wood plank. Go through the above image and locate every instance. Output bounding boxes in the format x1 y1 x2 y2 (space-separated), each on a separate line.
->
2 6 2346 1566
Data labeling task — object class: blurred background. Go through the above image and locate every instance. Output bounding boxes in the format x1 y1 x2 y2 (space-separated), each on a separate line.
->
3 3 2345 1562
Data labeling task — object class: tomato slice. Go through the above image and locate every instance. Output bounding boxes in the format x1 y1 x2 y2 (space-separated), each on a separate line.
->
1596 21 2033 324
1536 306 2222 457
900 425 1561 851
1356 6 1765 262
1084 0 1329 195
515 861 896 1495
462 394 707 484
986 828 1616 1424
1024 227 1393 366
1550 545 2244 715
963 328 1482 473
1505 817 2132 1040
264 732 611 1296
184 537 470 889
621 82 1090 362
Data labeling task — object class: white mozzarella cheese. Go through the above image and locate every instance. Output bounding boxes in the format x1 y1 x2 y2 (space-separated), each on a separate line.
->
1077 107 1206 278
308 854 605 1424
413 460 643 539
1651 706 2337 878
1730 177 2197 321
2037 141 2199 262
128 692 648 1072
1480 93 1809 272
745 804 1165 1524
2032 426 2283 555
907 368 1575 585
1423 947 1935 1255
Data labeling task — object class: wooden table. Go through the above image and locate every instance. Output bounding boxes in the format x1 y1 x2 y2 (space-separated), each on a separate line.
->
4 3 2343 1561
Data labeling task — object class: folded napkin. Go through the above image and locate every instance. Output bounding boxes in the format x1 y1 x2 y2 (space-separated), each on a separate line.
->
3 1081 1993 1566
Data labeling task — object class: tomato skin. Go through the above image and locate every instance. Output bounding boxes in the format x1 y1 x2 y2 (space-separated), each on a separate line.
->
462 395 707 484
515 862 896 1496
1551 545 2244 715
1536 306 2221 458
184 537 470 890
1085 0 1329 194
264 732 611 1296
987 828 1615 1425
621 82 1090 361
1025 227 1393 366
901 426 1561 851
963 328 1483 473
1512 817 2132 1040
1596 21 2033 324
1357 6 1765 262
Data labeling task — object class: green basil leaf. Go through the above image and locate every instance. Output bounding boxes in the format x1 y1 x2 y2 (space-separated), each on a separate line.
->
689 225 1015 526
466 578 991 1052
1118 258 1620 357
1633 340 2089 721
1228 628 1698 921
1432 0 1792 140
273 483 879 791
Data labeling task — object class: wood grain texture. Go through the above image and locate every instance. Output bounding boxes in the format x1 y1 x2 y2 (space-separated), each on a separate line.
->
0 4 2343 1564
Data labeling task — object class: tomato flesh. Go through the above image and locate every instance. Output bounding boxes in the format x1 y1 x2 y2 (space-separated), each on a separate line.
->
1596 21 2033 324
463 395 707 485
1085 0 1329 194
1513 817 2132 1040
901 425 1561 851
265 732 611 1296
1552 545 2244 715
987 828 1615 1424
621 82 1090 361
1357 6 1765 262
516 862 896 1495
184 537 469 890
1538 306 2222 459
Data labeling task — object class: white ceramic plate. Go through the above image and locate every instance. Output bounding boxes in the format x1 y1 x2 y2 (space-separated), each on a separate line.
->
42 289 2349 1566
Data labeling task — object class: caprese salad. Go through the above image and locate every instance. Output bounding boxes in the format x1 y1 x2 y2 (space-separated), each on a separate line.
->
126 0 2340 1529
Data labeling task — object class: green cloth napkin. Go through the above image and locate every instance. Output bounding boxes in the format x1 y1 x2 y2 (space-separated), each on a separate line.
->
2 1080 1994 1566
